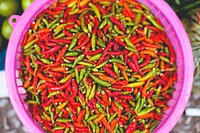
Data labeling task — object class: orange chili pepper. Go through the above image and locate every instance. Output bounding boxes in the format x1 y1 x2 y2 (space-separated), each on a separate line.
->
27 34 35 43
94 114 105 124
51 66 67 72
101 117 113 133
135 112 154 119
132 36 146 44
99 75 116 84
140 50 158 58
34 17 42 31
116 63 127 70
122 70 129 81
23 79 31 89
110 119 118 130
141 78 151 97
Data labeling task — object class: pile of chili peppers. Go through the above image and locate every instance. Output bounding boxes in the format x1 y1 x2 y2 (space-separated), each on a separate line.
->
19 0 177 133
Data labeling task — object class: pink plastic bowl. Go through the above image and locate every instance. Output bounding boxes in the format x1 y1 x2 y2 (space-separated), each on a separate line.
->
6 0 194 132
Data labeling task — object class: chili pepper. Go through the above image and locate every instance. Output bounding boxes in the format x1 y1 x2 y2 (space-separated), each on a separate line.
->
146 14 164 31
89 3 101 20
161 76 173 92
102 117 113 133
84 48 103 56
77 109 85 124
88 84 96 100
125 122 136 133
110 17 126 33
138 107 155 116
93 114 105 124
68 37 78 50
103 67 117 78
101 90 110 106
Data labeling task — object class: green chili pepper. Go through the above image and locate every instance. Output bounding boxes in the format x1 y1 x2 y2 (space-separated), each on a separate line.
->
160 56 170 63
89 121 96 132
135 13 142 24
87 114 98 122
59 73 74 84
73 55 85 66
89 53 102 61
68 37 78 50
146 14 164 31
75 68 80 83
81 17 89 33
114 100 123 110
89 3 101 20
48 19 58 28
91 34 96 51
96 103 106 114
79 68 86 82
97 37 106 48
77 61 94 67
56 32 66 39
88 84 96 100
96 125 100 133
138 98 146 112
41 18 49 27
138 68 156 81
109 58 125 65
84 106 90 120
138 107 155 116
99 19 108 29
95 61 108 69
125 38 136 49
26 100 38 104
113 63 119 77
56 119 72 123
89 73 111 87
108 112 118 123
24 39 37 50
150 121 158 132
141 63 156 70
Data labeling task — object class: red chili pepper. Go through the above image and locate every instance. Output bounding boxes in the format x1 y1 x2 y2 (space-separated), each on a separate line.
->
101 91 110 106
50 77 72 91
139 55 150 67
161 76 173 92
78 91 86 103
84 48 103 55
124 2 135 18
63 29 72 36
125 122 136 133
51 39 71 44
120 95 133 100
37 72 54 83
68 79 78 100
97 29 103 38
77 109 85 124
110 17 126 33
103 67 118 78
114 38 127 47
65 56 77 61
103 24 110 34
95 3 107 15
75 127 89 132
107 50 126 55
95 94 107 106
103 41 114 53
96 52 107 65
56 45 68 63
33 76 38 92
74 37 90 50
41 97 53 107
40 45 62 55
146 89 155 99
92 17 100 34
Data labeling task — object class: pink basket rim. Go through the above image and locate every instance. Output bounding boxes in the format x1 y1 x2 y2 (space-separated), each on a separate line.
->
5 0 194 133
